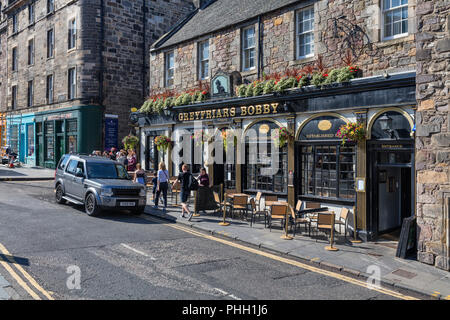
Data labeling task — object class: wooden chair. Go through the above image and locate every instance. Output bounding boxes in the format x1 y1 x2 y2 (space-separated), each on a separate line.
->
290 200 311 236
268 203 288 232
171 181 180 205
249 198 268 227
229 195 248 219
264 195 278 209
306 202 321 209
334 208 350 238
317 211 335 241
254 192 263 210
213 191 230 217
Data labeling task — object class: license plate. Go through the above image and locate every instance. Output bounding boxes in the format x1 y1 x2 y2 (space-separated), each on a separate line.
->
120 202 136 207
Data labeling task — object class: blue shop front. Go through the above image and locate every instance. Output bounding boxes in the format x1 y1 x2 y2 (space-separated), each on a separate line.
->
6 112 36 166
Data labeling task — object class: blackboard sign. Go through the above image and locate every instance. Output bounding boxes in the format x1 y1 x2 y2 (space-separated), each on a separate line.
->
396 216 416 259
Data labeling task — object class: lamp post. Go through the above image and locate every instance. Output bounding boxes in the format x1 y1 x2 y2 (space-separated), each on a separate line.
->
378 113 394 138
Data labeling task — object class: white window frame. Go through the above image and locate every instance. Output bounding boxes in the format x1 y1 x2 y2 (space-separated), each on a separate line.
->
27 80 34 107
296 7 315 60
68 18 77 50
68 67 76 100
47 74 54 104
28 38 34 65
198 40 209 80
165 51 174 87
47 28 54 58
241 26 256 72
382 0 409 41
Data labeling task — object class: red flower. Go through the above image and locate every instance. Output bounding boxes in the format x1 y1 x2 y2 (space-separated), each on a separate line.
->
323 74 328 77
202 91 207 95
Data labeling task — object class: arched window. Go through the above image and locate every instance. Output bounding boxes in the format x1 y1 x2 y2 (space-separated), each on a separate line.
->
244 120 288 194
297 115 355 202
370 111 413 140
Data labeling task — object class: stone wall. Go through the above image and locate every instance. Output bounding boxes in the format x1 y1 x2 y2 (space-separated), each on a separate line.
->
150 0 417 95
415 0 450 270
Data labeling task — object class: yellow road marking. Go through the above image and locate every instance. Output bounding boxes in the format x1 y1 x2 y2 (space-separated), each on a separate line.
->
0 255 41 300
0 243 54 300
145 215 419 300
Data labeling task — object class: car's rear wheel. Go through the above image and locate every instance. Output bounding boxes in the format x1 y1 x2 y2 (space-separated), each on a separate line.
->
55 184 66 204
85 193 101 217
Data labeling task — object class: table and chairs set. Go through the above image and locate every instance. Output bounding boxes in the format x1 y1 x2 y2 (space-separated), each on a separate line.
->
212 190 351 251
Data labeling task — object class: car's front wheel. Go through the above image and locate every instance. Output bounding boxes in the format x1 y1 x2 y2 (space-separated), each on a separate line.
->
85 193 101 217
55 184 66 204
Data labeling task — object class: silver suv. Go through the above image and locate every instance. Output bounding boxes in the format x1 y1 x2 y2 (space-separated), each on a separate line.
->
54 154 147 216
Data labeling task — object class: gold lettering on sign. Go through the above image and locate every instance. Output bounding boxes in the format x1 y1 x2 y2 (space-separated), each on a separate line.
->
184 113 189 121
195 111 200 120
211 109 216 119
222 108 229 118
248 105 255 115
241 106 247 116
381 145 403 149
178 113 184 121
263 104 271 114
189 112 194 121
230 107 236 117
206 110 212 119
271 103 279 113
255 105 262 115
200 111 206 120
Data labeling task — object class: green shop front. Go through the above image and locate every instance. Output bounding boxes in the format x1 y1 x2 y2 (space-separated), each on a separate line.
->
35 106 103 168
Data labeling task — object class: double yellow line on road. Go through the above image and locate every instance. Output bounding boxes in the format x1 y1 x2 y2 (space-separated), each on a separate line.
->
0 243 54 300
144 215 419 300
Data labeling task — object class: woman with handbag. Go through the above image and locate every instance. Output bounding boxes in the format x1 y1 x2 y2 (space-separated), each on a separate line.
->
155 162 169 209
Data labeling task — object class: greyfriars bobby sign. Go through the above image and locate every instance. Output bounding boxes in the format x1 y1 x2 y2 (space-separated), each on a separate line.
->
211 70 232 98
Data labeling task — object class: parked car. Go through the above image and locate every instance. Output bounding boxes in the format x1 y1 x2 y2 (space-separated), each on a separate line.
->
54 154 147 216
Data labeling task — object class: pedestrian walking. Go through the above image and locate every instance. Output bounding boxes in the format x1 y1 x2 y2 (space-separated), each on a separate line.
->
127 150 137 172
151 172 158 203
155 162 169 209
173 164 195 220
133 163 146 185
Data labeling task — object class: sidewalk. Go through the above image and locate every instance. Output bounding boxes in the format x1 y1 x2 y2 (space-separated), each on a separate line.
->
0 274 12 300
0 164 54 181
144 199 450 300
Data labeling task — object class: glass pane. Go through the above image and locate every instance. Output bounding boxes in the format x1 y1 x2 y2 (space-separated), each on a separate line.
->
392 0 400 7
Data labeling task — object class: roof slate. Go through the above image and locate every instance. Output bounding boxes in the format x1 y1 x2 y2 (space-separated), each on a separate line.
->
153 0 302 50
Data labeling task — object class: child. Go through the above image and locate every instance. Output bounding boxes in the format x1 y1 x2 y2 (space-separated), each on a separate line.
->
152 172 158 203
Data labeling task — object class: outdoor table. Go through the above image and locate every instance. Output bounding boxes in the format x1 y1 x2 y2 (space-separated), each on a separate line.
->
265 200 287 209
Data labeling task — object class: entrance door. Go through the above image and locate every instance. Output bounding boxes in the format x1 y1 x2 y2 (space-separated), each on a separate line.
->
56 135 65 165
38 135 44 166
19 131 25 162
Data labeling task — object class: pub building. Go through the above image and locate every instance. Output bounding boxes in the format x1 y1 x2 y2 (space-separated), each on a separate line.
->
132 0 419 243
133 71 416 241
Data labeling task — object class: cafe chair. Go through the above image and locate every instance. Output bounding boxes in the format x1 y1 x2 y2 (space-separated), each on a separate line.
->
268 203 288 232
264 195 278 210
248 198 268 227
334 207 350 238
306 202 321 209
213 191 230 217
290 200 311 236
317 211 336 242
254 192 262 211
229 195 249 220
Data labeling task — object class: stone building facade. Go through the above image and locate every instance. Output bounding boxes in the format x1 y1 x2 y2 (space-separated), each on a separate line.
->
0 0 194 166
150 0 417 94
415 0 450 270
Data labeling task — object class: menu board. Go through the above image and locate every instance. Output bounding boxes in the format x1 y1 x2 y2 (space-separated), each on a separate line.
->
105 114 118 149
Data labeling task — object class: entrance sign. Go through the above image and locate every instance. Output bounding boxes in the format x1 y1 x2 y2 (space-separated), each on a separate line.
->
298 116 346 140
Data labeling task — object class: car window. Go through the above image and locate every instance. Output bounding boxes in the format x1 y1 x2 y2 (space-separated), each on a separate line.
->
57 155 70 170
76 161 85 174
66 160 78 175
86 162 128 179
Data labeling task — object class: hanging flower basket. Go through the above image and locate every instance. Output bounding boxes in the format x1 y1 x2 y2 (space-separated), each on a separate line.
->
221 129 236 152
122 134 139 151
336 122 366 145
191 130 211 147
273 127 293 148
154 135 173 153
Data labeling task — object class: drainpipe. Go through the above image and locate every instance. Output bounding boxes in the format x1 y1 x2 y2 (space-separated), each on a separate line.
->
99 0 105 150
257 14 263 80
142 0 147 99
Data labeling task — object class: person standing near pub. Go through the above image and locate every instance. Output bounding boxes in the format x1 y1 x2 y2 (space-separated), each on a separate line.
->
173 164 193 219
155 162 169 209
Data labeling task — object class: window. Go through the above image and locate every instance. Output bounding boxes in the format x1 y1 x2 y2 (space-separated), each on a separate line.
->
47 0 54 14
47 29 54 58
28 39 34 65
12 13 18 33
296 7 314 59
68 67 76 99
66 160 78 174
45 122 54 161
28 3 35 25
27 124 34 156
242 26 255 71
9 125 18 154
165 51 174 87
11 85 17 110
46 74 54 104
12 47 17 71
383 0 408 39
300 144 356 201
27 80 33 107
68 18 77 50
244 121 288 194
198 40 209 80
